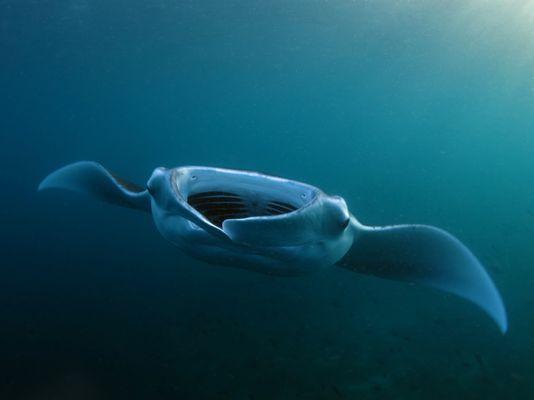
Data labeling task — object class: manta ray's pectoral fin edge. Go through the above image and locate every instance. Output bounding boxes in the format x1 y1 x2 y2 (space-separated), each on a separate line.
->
338 220 508 334
38 161 151 212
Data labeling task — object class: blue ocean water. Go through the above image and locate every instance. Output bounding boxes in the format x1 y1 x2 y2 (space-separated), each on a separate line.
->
2 0 534 398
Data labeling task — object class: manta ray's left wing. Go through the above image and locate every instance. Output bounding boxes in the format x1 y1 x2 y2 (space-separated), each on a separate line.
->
337 218 508 333
39 161 151 212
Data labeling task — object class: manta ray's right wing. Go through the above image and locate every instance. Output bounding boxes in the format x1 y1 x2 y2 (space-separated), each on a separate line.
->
39 161 151 212
337 218 507 333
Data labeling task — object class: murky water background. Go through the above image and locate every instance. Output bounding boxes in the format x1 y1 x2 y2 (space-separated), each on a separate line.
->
2 1 534 398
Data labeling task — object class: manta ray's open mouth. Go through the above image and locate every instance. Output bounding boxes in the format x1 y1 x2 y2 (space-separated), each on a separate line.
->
187 191 298 227
175 167 317 228
171 167 318 228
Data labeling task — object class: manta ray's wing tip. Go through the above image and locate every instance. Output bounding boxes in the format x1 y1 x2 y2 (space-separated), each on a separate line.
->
341 223 509 334
492 294 508 335
480 285 508 334
37 161 101 192
38 173 54 191
499 314 508 335
37 170 56 191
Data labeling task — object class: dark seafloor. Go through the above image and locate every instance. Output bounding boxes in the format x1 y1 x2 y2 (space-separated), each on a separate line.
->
1 1 534 399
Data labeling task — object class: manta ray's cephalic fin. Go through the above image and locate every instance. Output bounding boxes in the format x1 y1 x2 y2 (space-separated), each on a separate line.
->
338 219 507 333
38 161 151 212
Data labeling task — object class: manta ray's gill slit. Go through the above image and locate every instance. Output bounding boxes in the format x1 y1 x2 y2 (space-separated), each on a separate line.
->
199 207 249 217
188 198 244 206
187 191 247 227
267 201 297 213
187 191 241 199
187 191 299 227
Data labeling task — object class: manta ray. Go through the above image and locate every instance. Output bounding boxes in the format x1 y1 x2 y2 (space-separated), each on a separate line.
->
39 161 508 333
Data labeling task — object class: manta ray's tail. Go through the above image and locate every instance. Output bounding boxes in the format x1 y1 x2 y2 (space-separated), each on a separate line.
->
338 220 507 333
38 161 151 212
